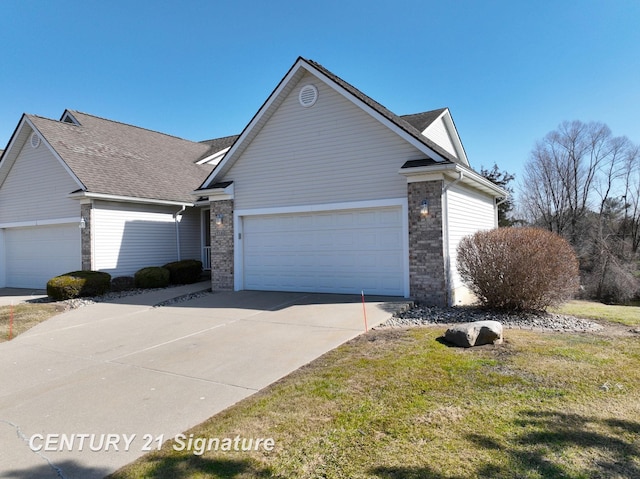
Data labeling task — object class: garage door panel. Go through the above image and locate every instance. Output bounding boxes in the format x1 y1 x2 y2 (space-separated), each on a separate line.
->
6 224 81 289
242 207 405 296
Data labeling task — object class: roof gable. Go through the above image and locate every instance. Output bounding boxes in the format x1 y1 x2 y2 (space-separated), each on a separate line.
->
403 109 470 167
199 57 461 190
0 115 85 192
24 110 215 203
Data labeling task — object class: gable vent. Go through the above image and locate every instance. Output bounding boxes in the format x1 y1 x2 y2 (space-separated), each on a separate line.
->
299 84 318 108
30 132 41 149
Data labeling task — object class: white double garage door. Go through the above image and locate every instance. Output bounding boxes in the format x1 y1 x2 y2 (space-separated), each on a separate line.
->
2 224 81 289
240 205 407 297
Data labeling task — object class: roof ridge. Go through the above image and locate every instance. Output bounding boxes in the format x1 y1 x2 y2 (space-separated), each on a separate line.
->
305 58 401 122
67 110 201 144
303 59 458 163
199 134 240 144
400 108 447 118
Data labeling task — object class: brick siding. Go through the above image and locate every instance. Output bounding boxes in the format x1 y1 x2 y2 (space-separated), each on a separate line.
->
408 181 447 306
210 199 234 291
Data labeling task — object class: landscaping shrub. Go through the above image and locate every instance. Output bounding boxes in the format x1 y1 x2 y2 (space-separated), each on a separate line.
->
111 276 135 292
162 259 203 284
134 267 170 289
457 227 580 311
47 271 111 301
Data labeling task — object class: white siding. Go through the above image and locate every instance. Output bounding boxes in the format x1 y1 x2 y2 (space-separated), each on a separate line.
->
0 139 80 223
178 207 202 262
224 72 426 210
424 118 457 159
92 201 185 277
0 230 6 287
446 183 497 304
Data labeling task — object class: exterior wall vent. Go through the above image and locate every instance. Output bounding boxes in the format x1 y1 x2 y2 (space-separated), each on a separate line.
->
30 132 41 149
299 84 318 108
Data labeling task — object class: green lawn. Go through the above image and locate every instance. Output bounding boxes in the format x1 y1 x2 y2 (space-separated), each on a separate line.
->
553 300 640 327
109 313 640 478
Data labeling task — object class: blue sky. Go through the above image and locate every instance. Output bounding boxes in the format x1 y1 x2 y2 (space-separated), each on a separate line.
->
1 0 638 185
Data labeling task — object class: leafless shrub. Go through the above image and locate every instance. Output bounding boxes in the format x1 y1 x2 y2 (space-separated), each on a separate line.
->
457 228 580 311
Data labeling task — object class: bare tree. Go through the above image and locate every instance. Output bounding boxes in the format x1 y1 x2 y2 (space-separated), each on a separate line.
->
621 145 640 253
519 120 640 302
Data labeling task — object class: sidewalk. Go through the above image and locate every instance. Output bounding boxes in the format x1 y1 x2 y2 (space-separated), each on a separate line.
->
0 288 48 306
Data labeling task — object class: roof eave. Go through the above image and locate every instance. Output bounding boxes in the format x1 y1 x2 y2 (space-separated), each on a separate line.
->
68 191 194 207
399 163 508 198
191 182 234 201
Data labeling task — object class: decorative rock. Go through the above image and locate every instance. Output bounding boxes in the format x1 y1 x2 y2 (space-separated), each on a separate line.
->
444 320 503 348
382 304 604 333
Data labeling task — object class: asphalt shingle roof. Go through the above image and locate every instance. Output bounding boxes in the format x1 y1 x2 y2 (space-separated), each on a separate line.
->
28 111 218 203
199 135 239 161
400 109 447 132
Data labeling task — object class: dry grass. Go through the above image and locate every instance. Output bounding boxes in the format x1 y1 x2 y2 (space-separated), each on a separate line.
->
0 303 61 341
553 300 640 327
109 322 640 479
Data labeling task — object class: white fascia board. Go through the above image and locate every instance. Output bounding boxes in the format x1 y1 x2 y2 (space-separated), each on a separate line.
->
201 59 309 188
0 117 25 179
26 117 87 191
399 162 458 182
0 116 32 188
68 191 193 207
300 62 449 163
192 182 234 201
400 163 508 198
439 110 469 167
235 197 406 218
196 147 231 165
456 166 509 197
0 217 80 228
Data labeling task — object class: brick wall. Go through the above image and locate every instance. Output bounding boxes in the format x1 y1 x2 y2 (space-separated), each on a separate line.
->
210 199 234 291
408 181 447 306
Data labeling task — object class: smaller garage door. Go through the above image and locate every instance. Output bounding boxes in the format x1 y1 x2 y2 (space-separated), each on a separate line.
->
242 207 405 296
5 224 81 289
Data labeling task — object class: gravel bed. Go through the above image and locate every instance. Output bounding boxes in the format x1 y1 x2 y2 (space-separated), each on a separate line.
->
153 290 213 307
382 304 604 333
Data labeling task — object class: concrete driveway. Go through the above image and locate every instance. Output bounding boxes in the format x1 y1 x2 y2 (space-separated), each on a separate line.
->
0 288 48 306
0 287 406 478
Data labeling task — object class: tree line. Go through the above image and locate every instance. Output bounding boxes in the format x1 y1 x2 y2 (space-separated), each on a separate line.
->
483 120 640 303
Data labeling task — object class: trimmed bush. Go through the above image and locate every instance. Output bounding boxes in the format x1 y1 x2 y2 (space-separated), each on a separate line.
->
111 276 135 292
134 267 170 289
162 259 203 285
457 227 580 311
47 271 112 301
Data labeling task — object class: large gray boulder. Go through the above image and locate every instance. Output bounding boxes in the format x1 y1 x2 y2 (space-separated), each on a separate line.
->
444 321 503 348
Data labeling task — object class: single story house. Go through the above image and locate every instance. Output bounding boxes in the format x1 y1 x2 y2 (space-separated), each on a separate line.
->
0 57 506 305
196 57 507 305
0 110 236 288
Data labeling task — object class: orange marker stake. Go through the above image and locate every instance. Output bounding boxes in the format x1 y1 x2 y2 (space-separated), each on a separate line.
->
8 304 14 340
361 291 368 332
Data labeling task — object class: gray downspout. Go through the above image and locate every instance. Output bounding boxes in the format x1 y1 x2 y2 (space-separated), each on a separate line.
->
174 206 186 261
